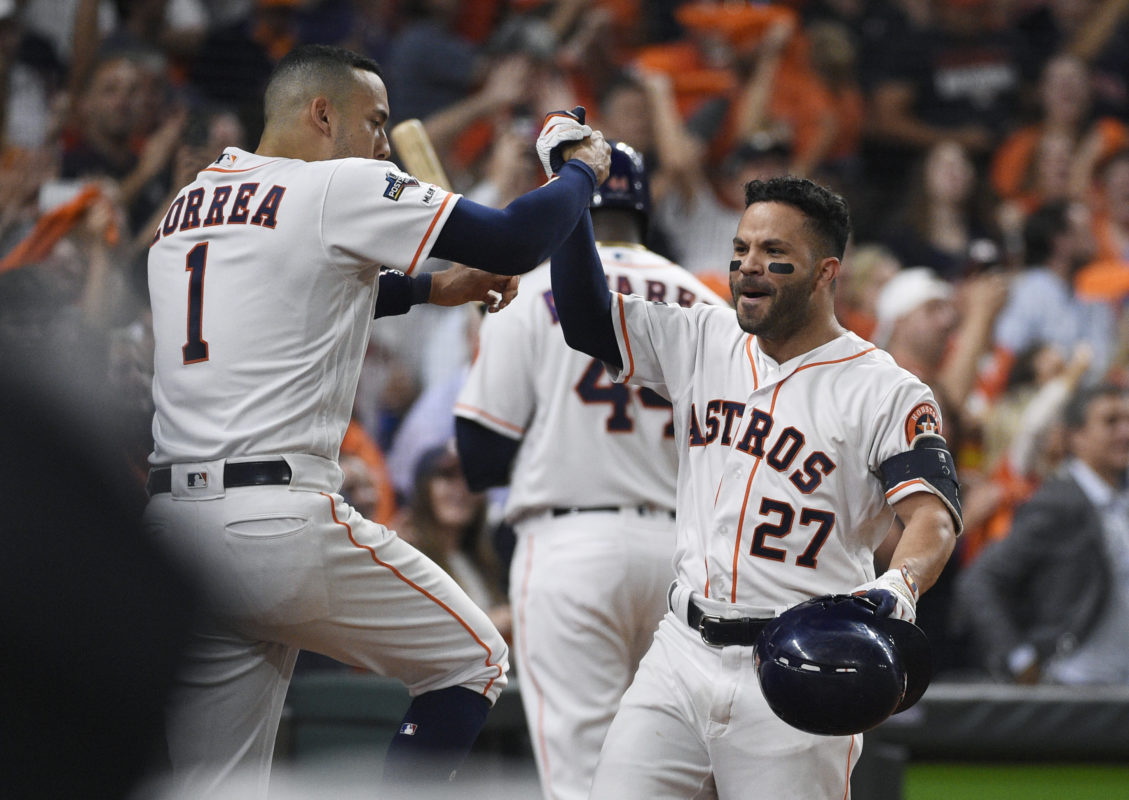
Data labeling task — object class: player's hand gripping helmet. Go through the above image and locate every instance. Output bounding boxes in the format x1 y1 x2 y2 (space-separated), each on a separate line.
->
590 140 650 232
754 594 932 736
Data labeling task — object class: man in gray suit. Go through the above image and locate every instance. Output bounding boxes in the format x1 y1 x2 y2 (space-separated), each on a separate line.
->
955 382 1129 684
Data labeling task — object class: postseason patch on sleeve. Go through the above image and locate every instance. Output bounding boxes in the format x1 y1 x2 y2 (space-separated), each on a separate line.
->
904 402 942 444
383 169 420 201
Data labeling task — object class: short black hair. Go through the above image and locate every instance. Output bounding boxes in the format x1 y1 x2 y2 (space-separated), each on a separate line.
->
263 44 383 121
1022 200 1071 266
744 176 851 261
270 43 383 82
1062 382 1127 430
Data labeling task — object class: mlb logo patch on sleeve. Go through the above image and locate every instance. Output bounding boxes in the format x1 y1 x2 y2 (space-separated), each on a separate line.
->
398 723 418 736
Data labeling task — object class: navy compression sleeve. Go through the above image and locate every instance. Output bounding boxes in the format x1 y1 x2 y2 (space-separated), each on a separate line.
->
454 417 521 492
550 211 621 368
432 160 597 275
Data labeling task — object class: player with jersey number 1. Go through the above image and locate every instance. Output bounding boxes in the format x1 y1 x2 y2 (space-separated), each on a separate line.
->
143 47 609 799
540 109 961 799
453 141 727 800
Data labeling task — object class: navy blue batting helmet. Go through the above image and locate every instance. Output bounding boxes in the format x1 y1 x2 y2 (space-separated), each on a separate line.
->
590 140 650 223
754 594 931 736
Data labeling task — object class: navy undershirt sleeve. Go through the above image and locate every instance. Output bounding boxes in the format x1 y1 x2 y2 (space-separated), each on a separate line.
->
550 211 621 369
432 161 597 275
455 417 521 492
373 269 431 318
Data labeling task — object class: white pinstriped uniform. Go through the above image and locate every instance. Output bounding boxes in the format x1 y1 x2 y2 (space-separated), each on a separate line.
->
587 292 946 799
455 244 726 800
144 147 508 796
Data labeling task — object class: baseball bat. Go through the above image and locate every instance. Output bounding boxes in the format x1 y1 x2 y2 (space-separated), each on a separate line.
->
389 118 452 190
387 118 503 308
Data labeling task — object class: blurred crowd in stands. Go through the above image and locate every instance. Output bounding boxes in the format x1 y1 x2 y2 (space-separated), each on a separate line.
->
2 0 1128 686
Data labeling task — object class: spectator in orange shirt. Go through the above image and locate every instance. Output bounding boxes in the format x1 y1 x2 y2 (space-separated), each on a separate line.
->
1076 147 1129 305
990 53 1129 216
964 341 1091 565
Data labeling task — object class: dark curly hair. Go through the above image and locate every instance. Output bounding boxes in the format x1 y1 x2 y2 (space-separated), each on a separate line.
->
744 176 852 261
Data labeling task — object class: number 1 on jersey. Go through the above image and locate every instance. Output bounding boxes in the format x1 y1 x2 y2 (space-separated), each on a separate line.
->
183 242 210 364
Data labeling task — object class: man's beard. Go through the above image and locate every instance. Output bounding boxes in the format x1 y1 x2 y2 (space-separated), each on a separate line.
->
733 273 816 342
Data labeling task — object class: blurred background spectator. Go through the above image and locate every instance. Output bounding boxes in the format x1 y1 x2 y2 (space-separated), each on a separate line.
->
400 443 513 645
993 199 1116 380
863 0 1028 219
878 138 1006 280
834 240 900 342
953 382 1129 684
990 53 1128 218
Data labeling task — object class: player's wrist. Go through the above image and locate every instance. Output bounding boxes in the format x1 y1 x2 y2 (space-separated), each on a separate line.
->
561 159 598 189
880 565 919 608
413 271 433 305
852 565 918 622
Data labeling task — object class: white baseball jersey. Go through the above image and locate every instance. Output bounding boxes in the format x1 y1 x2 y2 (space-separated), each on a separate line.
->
607 293 944 611
588 292 947 800
455 243 728 520
454 244 726 800
144 148 508 797
148 146 457 467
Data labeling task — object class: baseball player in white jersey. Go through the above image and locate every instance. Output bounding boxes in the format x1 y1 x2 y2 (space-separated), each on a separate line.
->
142 47 610 797
453 142 728 800
541 117 961 799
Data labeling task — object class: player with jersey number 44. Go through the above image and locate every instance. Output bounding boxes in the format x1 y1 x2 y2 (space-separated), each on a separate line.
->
539 108 961 800
143 46 608 799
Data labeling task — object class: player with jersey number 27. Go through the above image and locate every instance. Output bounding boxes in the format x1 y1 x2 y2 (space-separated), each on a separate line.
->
143 46 609 799
454 141 728 800
542 109 961 799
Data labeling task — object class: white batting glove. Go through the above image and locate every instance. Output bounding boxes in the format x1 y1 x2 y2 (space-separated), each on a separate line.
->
852 565 919 623
535 106 592 178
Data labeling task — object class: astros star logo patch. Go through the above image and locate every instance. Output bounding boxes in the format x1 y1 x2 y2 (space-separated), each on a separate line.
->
904 402 941 444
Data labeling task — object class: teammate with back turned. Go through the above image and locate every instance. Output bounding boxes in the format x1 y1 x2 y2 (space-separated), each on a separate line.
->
143 45 609 798
453 141 728 800
542 111 962 799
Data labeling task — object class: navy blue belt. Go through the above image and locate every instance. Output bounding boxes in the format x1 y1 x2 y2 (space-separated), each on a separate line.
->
146 460 292 496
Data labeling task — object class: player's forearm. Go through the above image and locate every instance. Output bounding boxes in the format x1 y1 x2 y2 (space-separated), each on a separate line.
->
550 211 621 367
432 160 597 275
887 493 958 595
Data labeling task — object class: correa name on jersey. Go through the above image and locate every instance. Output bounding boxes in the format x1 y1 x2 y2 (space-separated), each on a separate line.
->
150 182 288 246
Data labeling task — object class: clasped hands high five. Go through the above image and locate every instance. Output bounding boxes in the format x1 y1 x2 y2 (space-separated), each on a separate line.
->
535 106 611 185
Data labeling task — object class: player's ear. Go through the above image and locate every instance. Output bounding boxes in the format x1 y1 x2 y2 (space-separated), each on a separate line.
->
816 256 840 288
309 96 333 138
